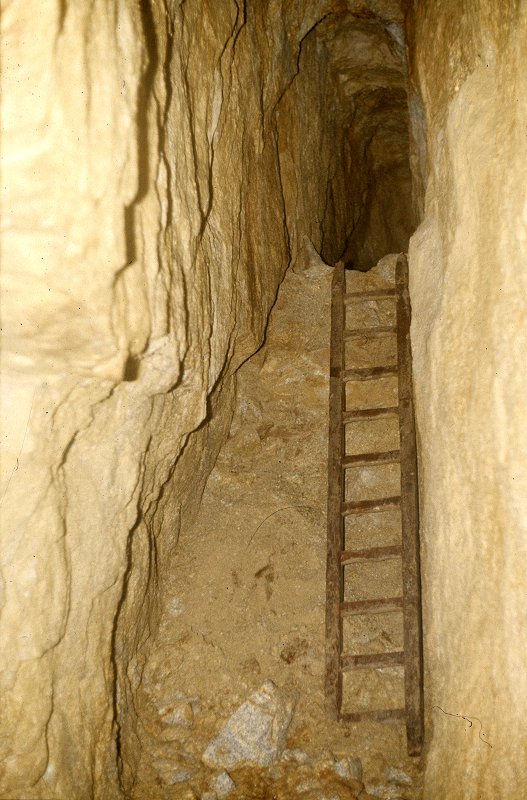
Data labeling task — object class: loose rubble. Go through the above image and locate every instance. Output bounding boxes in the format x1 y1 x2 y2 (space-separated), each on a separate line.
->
133 263 422 800
147 701 419 800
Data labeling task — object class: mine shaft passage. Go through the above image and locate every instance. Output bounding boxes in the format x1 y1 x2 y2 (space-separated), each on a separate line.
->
282 11 416 273
11 1 527 799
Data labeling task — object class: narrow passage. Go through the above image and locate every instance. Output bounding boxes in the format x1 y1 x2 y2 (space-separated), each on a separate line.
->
133 254 422 799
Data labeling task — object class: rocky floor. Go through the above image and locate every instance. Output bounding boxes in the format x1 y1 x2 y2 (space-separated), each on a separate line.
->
132 252 423 800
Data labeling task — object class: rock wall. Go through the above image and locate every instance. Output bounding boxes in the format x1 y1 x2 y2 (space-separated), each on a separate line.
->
129 253 422 799
406 2 527 798
1 1 409 798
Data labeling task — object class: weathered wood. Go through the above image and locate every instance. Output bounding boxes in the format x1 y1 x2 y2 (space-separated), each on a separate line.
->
343 365 398 382
325 261 346 719
340 650 405 670
341 496 401 516
395 254 424 757
340 596 404 616
342 406 399 422
340 708 406 723
342 450 400 468
341 544 402 565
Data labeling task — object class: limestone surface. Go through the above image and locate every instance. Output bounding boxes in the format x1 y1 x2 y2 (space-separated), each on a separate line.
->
0 0 517 796
0 3 413 797
406 2 527 798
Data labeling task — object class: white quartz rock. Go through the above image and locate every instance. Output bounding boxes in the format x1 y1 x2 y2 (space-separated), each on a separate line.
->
213 771 236 798
386 766 412 785
202 680 295 769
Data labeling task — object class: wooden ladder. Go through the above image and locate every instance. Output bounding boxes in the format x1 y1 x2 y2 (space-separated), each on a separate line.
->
325 254 424 756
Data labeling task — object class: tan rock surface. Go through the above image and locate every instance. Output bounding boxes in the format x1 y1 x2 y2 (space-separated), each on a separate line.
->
1 2 413 798
13 0 523 797
132 258 422 799
407 2 527 798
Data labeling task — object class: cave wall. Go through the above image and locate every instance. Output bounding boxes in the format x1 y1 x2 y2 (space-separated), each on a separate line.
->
406 2 527 798
275 22 352 271
0 2 408 798
344 86 414 269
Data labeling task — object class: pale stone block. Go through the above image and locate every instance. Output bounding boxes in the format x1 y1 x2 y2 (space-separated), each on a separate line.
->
202 680 295 769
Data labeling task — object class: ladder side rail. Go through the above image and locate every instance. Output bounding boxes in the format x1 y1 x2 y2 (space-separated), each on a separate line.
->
395 253 425 756
325 260 346 719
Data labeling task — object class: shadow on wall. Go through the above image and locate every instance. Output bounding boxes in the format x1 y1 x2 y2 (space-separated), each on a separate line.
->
295 10 418 273
343 87 416 271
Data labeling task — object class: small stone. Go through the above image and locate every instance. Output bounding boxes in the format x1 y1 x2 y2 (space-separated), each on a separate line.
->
333 759 349 779
365 785 391 798
348 756 363 782
281 748 311 764
167 596 185 616
213 771 236 798
314 752 338 772
153 752 196 786
172 771 193 784
201 794 217 800
386 767 412 785
202 680 295 769
160 700 194 728
153 759 192 786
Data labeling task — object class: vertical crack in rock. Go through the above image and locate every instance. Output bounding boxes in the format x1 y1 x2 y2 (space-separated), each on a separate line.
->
110 435 154 793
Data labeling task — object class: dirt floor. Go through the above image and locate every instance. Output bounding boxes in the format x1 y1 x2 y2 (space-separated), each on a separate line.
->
133 254 423 800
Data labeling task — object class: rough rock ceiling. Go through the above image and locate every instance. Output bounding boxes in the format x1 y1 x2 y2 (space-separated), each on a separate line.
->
302 2 414 268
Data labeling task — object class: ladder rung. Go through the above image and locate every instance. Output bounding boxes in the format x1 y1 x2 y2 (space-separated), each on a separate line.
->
345 326 396 339
341 496 401 516
342 406 399 422
341 651 405 670
341 544 402 565
343 366 398 382
340 597 404 616
340 708 406 723
342 450 400 468
344 288 396 301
